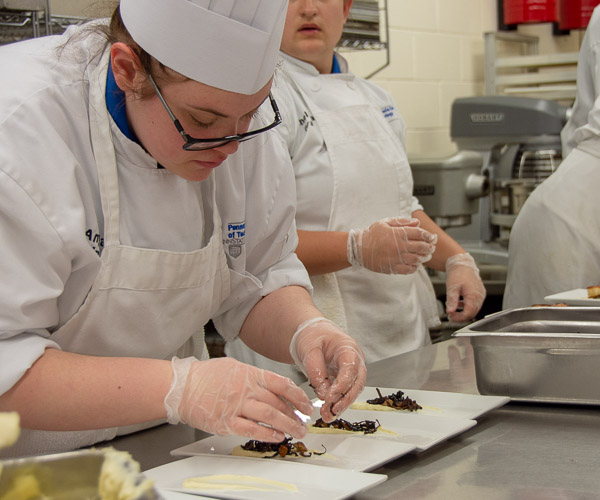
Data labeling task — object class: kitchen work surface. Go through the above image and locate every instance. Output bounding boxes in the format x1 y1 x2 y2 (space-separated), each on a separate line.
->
144 455 387 500
103 338 600 499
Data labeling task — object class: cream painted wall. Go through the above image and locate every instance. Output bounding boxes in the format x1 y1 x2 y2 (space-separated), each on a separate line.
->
49 0 586 158
344 0 584 158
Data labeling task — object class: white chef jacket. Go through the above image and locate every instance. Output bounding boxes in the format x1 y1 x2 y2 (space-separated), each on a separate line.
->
0 24 311 398
503 139 600 308
226 52 439 383
561 5 600 157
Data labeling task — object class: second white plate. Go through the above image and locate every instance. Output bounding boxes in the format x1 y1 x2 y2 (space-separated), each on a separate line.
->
306 408 477 452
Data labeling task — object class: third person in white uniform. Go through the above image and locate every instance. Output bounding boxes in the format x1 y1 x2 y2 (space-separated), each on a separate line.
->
503 5 600 309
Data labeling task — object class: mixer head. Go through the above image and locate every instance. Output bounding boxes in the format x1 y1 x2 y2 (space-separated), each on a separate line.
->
450 95 568 152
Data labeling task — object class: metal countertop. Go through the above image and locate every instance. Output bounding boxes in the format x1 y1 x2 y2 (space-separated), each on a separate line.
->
109 339 600 499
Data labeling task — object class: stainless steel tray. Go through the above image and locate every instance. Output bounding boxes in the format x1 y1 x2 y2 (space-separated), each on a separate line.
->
0 449 162 499
453 307 600 404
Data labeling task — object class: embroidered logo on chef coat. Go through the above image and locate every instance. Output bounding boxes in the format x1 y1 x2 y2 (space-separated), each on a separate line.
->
299 111 315 132
382 106 395 118
224 221 246 259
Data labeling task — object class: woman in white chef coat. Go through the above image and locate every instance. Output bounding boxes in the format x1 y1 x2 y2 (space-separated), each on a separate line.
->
503 6 600 309
0 0 367 458
227 0 486 382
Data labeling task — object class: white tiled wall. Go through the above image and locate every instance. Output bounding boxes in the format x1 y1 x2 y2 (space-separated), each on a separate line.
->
50 0 585 158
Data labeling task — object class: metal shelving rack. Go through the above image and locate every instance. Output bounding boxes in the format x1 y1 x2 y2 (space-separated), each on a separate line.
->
339 0 389 79
0 0 87 46
484 31 578 101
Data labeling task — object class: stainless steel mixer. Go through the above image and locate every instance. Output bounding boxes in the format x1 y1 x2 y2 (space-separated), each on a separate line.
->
410 150 488 230
449 95 568 245
410 95 569 325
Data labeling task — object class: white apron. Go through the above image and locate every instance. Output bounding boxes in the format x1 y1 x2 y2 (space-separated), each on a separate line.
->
11 50 231 456
290 72 439 361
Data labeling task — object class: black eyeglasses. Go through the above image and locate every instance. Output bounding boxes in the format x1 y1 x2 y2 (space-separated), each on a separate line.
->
148 74 281 151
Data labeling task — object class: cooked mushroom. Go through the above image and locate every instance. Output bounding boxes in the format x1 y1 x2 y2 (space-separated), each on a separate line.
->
313 417 380 434
240 437 326 458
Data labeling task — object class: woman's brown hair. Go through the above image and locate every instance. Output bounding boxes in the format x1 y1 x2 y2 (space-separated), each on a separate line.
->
76 2 185 99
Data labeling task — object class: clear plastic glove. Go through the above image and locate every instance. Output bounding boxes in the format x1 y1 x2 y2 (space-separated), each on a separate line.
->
445 253 486 323
347 217 437 275
164 357 314 443
290 317 366 422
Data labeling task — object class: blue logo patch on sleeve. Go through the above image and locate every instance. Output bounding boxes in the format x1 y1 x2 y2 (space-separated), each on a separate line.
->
382 105 395 118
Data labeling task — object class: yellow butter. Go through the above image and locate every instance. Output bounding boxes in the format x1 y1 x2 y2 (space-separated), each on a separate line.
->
183 474 298 492
0 412 20 449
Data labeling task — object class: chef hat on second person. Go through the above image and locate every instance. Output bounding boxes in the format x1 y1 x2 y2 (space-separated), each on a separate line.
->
119 0 288 95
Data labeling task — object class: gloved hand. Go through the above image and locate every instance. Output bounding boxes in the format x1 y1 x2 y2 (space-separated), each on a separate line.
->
445 253 486 323
347 217 437 275
290 317 366 422
164 357 314 443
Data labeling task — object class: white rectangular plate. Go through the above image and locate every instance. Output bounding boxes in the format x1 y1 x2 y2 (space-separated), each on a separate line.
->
350 387 510 420
544 289 600 306
171 433 415 472
144 455 387 500
156 489 214 500
307 408 477 452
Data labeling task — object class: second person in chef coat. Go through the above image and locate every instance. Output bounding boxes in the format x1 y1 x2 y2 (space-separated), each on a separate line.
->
227 0 486 382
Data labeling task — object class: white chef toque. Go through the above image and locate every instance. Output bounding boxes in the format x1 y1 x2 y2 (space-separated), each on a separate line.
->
119 0 288 95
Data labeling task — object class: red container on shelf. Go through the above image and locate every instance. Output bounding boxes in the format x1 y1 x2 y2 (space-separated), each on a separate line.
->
503 0 559 24
559 0 600 30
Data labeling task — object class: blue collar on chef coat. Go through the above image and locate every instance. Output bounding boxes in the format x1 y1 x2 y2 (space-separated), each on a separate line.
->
105 61 140 144
332 54 341 74
106 62 166 168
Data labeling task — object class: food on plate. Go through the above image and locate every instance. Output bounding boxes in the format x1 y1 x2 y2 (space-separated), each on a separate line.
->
532 303 569 307
351 388 423 412
182 474 298 492
364 388 422 411
587 286 600 298
233 437 326 459
310 417 380 434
